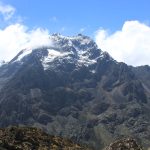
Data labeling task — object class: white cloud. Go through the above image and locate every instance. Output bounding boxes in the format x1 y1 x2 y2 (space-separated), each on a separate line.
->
0 1 15 20
0 23 52 61
0 2 52 62
95 20 150 66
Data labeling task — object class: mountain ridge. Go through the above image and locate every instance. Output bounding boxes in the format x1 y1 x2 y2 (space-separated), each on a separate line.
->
0 34 150 150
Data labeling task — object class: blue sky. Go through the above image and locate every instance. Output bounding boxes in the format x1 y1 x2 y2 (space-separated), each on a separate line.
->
1 0 150 36
0 0 150 66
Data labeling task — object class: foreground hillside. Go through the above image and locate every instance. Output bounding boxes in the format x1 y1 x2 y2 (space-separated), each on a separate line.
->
0 126 143 150
0 126 90 150
0 34 150 149
105 138 143 150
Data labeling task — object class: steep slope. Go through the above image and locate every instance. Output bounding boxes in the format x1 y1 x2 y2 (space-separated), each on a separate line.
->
0 34 149 150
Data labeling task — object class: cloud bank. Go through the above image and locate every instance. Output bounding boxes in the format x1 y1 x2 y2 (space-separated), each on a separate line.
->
0 1 52 62
95 20 150 66
0 24 52 61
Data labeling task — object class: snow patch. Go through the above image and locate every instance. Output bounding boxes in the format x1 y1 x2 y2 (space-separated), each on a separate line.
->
42 49 71 70
78 54 97 66
47 49 65 59
68 40 73 46
72 45 97 67
91 70 96 73
80 38 91 45
16 48 33 61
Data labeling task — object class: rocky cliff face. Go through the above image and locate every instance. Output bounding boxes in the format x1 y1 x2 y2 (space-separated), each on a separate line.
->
0 34 149 150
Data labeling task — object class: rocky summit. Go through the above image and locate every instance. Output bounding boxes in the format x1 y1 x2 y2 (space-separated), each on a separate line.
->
0 34 150 150
105 138 143 150
0 126 90 150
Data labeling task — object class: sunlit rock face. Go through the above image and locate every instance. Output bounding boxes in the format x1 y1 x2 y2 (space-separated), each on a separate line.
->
0 126 91 150
105 138 143 150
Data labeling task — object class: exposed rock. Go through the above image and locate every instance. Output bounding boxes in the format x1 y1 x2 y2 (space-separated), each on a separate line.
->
105 138 143 150
0 126 91 150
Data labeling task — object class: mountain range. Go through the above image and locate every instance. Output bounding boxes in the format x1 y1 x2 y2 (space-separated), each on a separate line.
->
0 34 150 150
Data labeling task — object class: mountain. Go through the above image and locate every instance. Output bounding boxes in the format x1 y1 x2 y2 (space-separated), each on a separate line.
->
0 34 150 150
0 126 91 150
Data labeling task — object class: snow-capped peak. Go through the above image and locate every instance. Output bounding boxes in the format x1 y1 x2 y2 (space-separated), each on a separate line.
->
10 34 107 70
50 33 91 43
40 34 101 69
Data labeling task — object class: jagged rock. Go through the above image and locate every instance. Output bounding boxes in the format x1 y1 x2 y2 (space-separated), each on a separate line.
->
105 138 143 150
